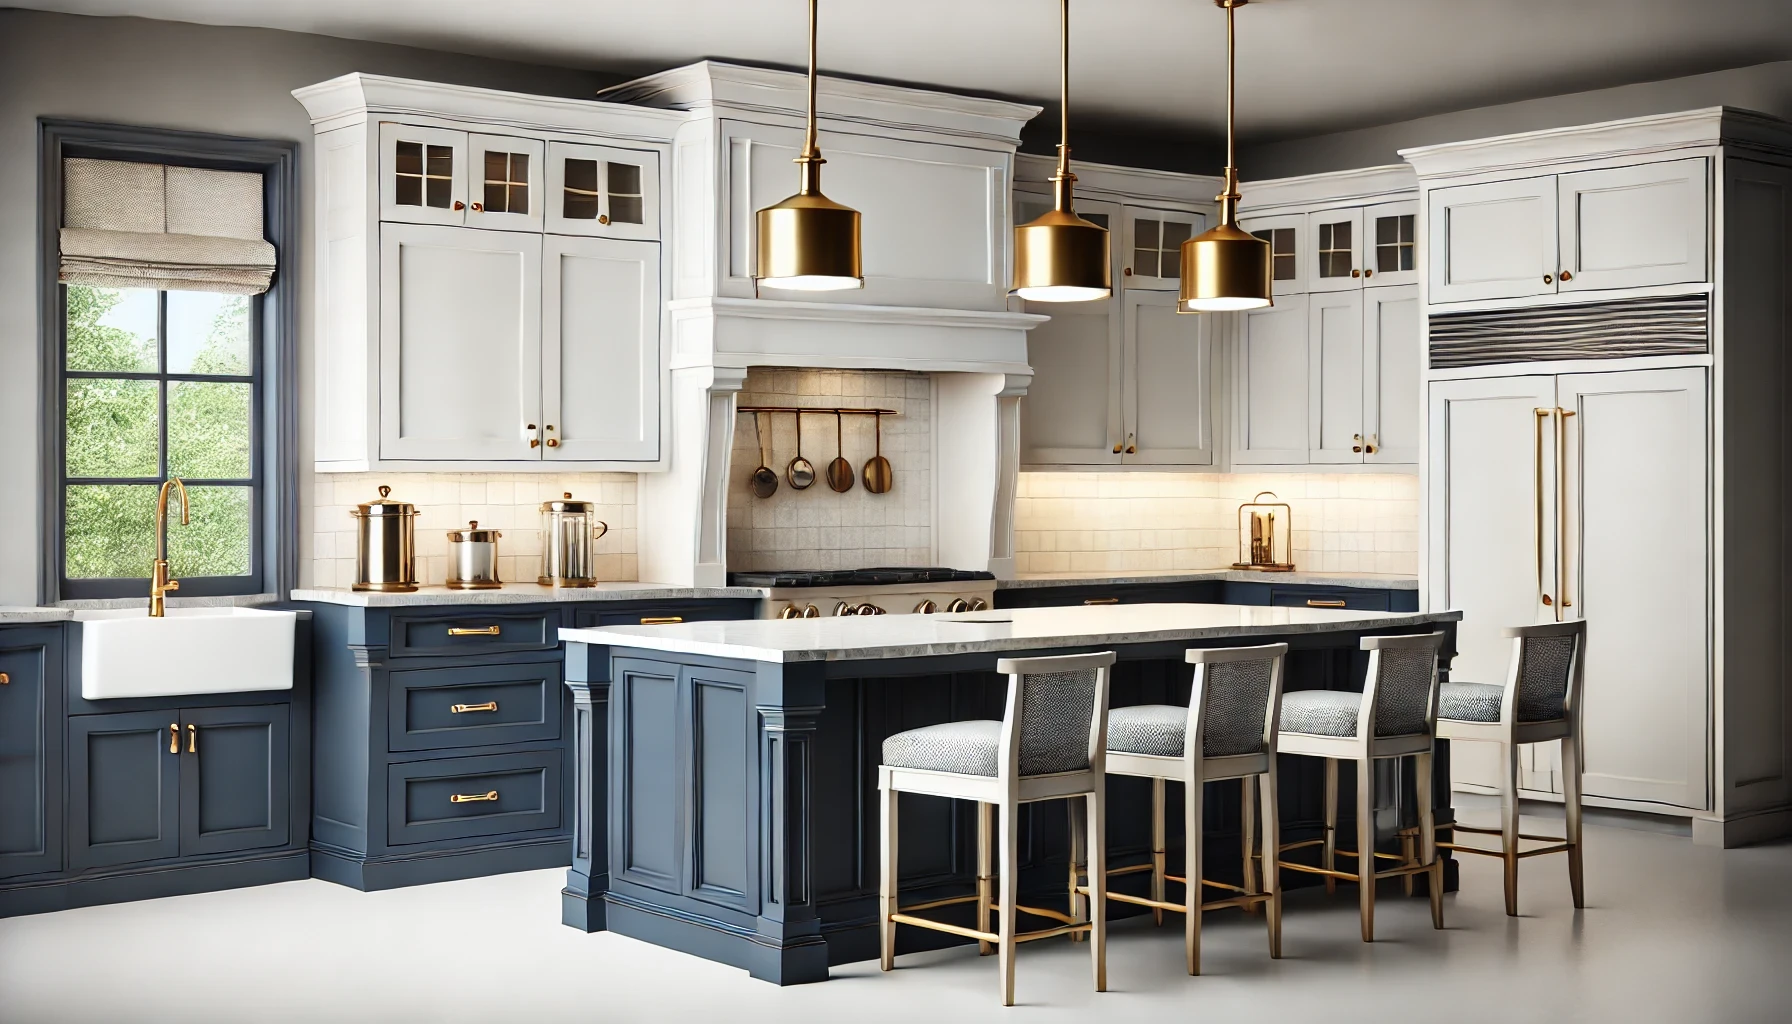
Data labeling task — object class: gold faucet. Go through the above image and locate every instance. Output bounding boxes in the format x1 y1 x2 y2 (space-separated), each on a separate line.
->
150 478 190 618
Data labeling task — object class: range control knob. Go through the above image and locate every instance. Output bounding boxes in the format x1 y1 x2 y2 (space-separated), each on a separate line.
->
913 599 938 614
968 597 988 611
946 598 971 614
801 604 820 618
777 604 802 619
856 603 885 616
835 601 857 616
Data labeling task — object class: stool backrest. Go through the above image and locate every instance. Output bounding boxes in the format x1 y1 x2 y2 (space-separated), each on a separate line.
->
1186 643 1289 758
994 652 1117 779
1501 620 1586 723
1360 632 1445 738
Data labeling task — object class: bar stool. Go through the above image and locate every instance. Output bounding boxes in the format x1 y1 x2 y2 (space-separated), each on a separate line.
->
1096 643 1288 976
1274 632 1445 941
878 651 1116 1007
1430 620 1587 915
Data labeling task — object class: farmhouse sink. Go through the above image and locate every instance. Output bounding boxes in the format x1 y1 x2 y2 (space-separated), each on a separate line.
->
75 607 296 700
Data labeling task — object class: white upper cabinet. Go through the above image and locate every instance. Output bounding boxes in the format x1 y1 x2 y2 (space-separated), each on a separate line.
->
1427 175 1558 304
542 235 662 462
1123 290 1211 465
1017 194 1123 466
1362 200 1419 287
1307 291 1365 462
1558 158 1708 292
467 134 544 231
1307 208 1364 292
1239 213 1307 297
1234 296 1310 465
1123 207 1207 290
381 123 467 226
1362 285 1421 464
545 141 660 240
379 224 542 462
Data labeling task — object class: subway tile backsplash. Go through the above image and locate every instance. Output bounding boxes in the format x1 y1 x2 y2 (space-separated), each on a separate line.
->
1014 472 1419 576
310 473 638 589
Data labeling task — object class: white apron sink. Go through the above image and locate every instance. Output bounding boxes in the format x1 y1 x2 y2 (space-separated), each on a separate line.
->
76 607 296 700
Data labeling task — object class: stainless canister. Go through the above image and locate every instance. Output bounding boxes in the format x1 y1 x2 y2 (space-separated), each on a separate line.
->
349 485 419 592
538 492 609 588
446 520 502 590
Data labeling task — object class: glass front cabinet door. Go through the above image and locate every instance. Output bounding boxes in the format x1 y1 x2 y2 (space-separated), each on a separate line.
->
1240 213 1306 297
468 134 544 231
1307 208 1364 292
381 123 467 226
1363 200 1419 287
1123 207 1206 290
546 142 660 240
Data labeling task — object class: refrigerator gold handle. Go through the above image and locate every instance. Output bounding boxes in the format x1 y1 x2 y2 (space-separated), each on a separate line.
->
1557 407 1576 616
1535 409 1553 608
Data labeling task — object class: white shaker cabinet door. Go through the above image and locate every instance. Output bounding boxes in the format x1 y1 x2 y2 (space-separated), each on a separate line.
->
378 224 542 462
1233 296 1309 465
1018 194 1123 466
1426 375 1558 791
1122 289 1211 465
1363 284 1421 464
541 235 662 463
1557 158 1708 293
1558 367 1709 810
1307 290 1365 463
1427 176 1558 304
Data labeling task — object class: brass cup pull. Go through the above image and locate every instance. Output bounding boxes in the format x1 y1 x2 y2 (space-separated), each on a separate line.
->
1083 597 1120 606
1560 270 1573 282
1544 273 1554 285
187 724 197 753
169 723 179 754
1307 599 1347 608
451 702 499 714
447 626 501 637
530 439 540 448
1124 433 1137 454
1352 433 1363 453
640 616 684 625
1112 442 1123 454
449 790 499 804
1365 433 1378 454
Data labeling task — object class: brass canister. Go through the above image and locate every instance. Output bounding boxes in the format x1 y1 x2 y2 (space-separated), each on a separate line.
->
350 485 419 592
539 492 608 588
446 520 502 590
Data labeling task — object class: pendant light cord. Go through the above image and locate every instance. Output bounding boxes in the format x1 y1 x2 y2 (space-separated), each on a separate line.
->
1217 0 1242 225
1051 0 1079 211
805 0 819 159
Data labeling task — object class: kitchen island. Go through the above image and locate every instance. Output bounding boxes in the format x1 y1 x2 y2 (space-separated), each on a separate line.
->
559 603 1463 983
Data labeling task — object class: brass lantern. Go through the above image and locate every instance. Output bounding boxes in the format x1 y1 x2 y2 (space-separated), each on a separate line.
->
755 0 863 291
1232 491 1295 572
1179 0 1272 313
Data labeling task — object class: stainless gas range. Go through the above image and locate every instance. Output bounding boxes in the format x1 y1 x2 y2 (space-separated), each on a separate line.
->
729 567 997 619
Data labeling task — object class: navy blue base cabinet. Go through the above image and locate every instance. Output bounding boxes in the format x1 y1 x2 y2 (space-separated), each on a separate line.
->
995 578 1419 613
304 598 753 891
0 618 311 919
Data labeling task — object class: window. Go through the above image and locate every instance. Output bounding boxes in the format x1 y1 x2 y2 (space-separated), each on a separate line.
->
42 122 297 603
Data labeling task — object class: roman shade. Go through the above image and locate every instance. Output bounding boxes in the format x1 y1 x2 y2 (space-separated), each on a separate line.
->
60 157 276 294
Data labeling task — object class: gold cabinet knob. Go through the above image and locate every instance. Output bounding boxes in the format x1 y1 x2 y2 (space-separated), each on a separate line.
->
546 438 560 447
1365 433 1378 454
1363 268 1374 278
1112 442 1123 454
1123 267 1133 276
1351 268 1361 278
1544 273 1554 284
1352 433 1364 453
0 672 9 685
470 202 484 212
453 200 465 211
598 214 611 225
1560 270 1573 281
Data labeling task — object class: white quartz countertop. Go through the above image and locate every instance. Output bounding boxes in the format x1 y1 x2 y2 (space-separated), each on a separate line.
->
0 607 74 624
563 602 1460 664
290 582 765 607
999 569 1418 590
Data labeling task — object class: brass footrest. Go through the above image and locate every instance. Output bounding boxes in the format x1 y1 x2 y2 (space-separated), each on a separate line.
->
891 899 1091 945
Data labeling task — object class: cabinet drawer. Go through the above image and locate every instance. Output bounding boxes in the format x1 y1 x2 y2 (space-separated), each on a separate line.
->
1269 587 1389 611
571 602 751 629
387 751 561 846
389 611 557 658
388 662 563 752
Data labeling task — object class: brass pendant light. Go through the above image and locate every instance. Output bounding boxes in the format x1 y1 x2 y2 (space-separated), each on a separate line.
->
755 0 863 291
1179 0 1272 312
1011 0 1111 303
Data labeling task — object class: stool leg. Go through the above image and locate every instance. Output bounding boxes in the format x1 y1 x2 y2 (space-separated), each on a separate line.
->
977 801 995 956
1500 739 1520 917
1240 776 1259 915
1322 757 1339 895
1259 765 1283 959
999 799 1019 1007
1416 751 1443 930
1563 732 1585 910
1067 796 1087 942
879 782 898 971
1184 775 1204 975
1150 777 1166 927
1087 791 1108 993
1401 828 1416 897
1357 756 1376 942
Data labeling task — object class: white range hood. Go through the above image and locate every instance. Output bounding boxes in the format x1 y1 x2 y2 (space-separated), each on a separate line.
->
620 63 1047 587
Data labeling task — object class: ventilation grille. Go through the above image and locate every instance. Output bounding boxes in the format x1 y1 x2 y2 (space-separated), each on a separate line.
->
1429 293 1708 369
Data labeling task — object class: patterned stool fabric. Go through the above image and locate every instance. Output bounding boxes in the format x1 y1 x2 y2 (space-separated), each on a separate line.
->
1107 705 1186 757
1278 690 1363 737
882 720 1002 776
1438 681 1504 722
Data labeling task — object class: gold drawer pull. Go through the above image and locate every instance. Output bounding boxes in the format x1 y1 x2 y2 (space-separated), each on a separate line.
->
1307 599 1347 608
169 723 179 754
639 616 684 625
447 626 501 637
450 790 499 804
188 724 198 753
1083 598 1120 606
451 701 499 714
0 672 9 684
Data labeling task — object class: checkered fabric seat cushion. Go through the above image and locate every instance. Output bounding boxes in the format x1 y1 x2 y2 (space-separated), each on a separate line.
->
1438 681 1504 722
1108 705 1186 757
1278 690 1363 737
882 720 1002 776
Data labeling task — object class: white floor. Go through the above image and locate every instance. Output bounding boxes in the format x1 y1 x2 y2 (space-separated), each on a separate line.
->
3 805 1789 1023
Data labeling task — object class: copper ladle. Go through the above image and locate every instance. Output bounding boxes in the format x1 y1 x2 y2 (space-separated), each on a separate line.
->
826 411 854 492
862 412 892 494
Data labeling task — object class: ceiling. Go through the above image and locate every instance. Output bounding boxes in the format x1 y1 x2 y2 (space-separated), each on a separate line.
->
20 0 1792 141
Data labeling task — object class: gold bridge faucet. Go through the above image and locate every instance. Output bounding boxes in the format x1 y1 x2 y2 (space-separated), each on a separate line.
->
150 478 190 617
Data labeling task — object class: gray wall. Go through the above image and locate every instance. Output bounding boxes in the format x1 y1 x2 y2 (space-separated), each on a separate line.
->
0 10 617 605
1245 60 1792 179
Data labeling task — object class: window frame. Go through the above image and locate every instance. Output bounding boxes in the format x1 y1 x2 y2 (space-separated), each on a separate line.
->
39 121 298 604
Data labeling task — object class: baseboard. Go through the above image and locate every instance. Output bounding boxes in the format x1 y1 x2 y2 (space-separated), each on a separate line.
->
0 849 310 919
309 836 570 891
1692 807 1792 849
603 891 830 985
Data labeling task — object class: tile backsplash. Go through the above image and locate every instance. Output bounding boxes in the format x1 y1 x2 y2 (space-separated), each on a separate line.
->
1015 472 1419 575
725 368 933 572
311 473 638 589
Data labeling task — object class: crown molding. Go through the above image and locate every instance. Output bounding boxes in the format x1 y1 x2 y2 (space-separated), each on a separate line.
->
293 73 685 141
1400 106 1792 180
1240 164 1417 212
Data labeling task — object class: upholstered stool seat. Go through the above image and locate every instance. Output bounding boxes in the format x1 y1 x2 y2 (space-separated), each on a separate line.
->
882 720 1002 775
1438 681 1504 722
1106 705 1186 757
1278 689 1367 737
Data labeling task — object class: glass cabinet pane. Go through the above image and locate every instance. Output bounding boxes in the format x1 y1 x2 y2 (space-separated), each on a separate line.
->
563 158 600 220
607 161 643 224
424 145 453 209
1375 213 1416 272
1133 218 1162 278
1317 220 1353 278
394 141 423 207
1253 227 1298 281
482 151 529 215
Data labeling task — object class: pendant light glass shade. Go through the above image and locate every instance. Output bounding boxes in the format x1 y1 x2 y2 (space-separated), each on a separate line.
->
756 0 863 291
1179 0 1271 313
1011 0 1110 303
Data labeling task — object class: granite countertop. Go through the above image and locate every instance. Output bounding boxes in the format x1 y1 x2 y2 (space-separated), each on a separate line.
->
0 607 74 624
563 602 1460 664
290 582 767 607
999 569 1419 590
